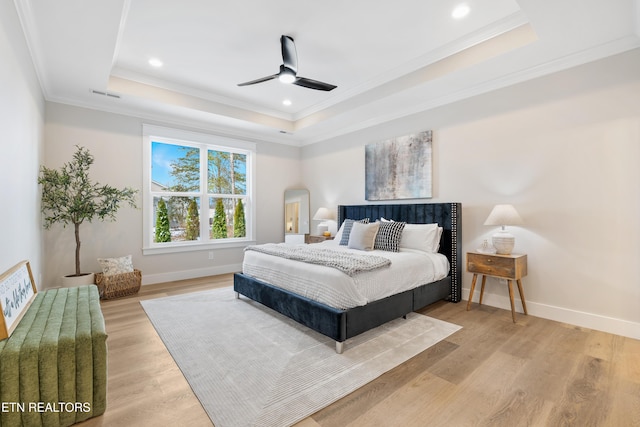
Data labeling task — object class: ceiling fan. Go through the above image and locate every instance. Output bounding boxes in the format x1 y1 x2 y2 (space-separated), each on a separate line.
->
238 35 337 91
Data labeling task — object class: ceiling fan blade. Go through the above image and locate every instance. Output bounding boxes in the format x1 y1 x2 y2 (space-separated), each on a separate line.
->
237 74 278 87
280 35 298 74
293 77 337 91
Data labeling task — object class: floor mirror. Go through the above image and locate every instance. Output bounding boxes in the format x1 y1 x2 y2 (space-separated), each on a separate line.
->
284 189 309 243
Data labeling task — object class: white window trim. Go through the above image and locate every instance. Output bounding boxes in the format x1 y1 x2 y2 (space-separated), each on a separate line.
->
142 124 256 255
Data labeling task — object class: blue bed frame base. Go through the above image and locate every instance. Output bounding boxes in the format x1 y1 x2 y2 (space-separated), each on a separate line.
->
234 202 462 353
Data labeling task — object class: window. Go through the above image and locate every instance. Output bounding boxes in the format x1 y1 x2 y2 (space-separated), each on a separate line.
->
143 125 255 254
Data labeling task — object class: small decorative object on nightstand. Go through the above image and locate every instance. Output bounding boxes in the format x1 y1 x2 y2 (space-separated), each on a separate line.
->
477 239 496 254
466 252 528 323
305 235 334 244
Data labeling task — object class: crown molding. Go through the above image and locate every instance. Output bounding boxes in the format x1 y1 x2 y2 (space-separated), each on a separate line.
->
45 94 302 147
293 11 530 121
13 0 50 98
110 67 294 122
298 35 640 146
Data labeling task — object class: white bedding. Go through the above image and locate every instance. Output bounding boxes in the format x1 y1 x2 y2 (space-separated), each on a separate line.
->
242 240 449 310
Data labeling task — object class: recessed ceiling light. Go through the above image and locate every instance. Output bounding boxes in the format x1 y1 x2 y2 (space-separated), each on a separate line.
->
282 99 292 106
148 58 163 67
452 4 470 19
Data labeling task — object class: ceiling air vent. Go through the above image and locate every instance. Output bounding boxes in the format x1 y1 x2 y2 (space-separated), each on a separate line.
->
90 89 121 99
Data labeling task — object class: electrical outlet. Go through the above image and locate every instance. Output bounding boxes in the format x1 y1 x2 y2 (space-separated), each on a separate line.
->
208 251 214 260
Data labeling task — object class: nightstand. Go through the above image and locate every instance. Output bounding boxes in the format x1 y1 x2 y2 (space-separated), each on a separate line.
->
305 235 334 244
466 252 528 323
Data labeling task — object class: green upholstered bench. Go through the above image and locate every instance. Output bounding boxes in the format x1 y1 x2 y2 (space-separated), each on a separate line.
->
0 285 107 427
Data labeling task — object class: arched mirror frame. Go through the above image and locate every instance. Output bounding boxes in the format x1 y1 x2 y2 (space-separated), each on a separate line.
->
284 189 309 243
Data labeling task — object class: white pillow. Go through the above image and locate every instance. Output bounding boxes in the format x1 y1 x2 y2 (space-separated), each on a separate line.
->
433 226 444 252
334 222 345 242
348 222 380 251
98 255 134 276
399 223 441 253
338 218 370 245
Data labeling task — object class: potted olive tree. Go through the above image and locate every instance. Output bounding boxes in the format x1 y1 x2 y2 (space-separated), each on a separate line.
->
39 145 138 285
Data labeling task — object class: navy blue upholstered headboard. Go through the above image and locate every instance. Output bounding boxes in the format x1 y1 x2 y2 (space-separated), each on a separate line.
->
337 203 462 302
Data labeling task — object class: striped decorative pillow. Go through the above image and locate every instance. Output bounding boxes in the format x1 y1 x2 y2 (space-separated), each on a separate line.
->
374 221 406 252
339 218 370 245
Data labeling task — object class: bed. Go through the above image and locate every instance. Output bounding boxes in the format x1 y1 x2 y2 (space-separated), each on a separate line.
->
233 202 462 353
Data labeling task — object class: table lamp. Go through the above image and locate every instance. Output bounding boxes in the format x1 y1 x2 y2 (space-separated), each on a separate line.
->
484 204 523 255
313 207 335 236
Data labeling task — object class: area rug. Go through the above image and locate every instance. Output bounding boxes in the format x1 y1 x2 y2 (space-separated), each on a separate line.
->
141 287 461 427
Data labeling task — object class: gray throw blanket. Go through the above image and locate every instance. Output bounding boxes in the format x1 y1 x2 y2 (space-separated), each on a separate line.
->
245 243 391 276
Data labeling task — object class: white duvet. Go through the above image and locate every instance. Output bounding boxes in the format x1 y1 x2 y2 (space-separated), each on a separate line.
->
242 240 449 309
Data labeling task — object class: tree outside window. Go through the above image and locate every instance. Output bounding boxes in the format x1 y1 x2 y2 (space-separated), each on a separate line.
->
145 127 253 253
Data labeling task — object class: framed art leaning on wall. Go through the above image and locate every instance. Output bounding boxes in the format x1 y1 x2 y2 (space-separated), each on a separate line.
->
365 130 433 200
0 260 37 340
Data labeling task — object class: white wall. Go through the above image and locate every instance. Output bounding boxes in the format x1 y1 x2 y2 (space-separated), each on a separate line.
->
0 2 45 286
43 103 301 287
301 49 640 339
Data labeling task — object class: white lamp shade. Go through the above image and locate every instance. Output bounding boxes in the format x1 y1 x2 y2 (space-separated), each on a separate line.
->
313 207 335 221
484 204 523 226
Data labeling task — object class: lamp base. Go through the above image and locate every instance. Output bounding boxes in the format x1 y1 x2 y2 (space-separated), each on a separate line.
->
492 231 515 255
317 224 328 235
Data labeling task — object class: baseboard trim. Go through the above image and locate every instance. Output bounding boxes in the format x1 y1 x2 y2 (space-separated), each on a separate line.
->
142 263 242 286
464 286 640 341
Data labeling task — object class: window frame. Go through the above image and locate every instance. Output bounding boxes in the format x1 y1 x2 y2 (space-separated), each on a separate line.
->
142 124 256 255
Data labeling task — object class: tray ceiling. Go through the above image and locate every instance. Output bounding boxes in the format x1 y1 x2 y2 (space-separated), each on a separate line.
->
14 0 640 145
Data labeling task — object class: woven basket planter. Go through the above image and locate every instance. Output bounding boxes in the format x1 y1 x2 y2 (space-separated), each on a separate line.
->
95 269 142 300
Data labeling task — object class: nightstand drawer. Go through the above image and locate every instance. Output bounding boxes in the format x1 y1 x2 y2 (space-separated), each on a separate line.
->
467 253 527 280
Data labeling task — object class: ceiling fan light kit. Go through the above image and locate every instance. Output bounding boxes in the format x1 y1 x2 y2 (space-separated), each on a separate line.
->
238 35 337 91
278 67 296 84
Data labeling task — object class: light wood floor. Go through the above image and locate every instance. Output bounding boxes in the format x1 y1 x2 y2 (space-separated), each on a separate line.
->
78 274 640 427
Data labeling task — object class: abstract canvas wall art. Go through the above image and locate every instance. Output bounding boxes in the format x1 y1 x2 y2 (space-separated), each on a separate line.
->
365 130 432 200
